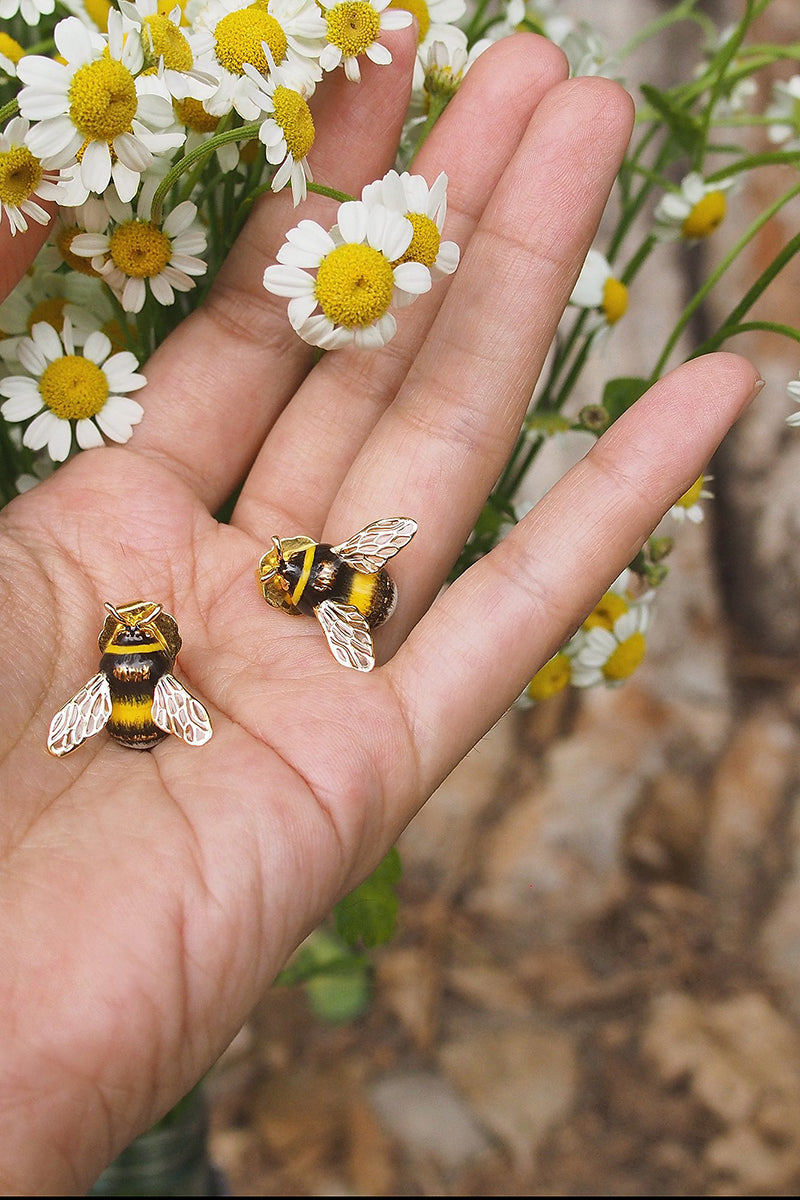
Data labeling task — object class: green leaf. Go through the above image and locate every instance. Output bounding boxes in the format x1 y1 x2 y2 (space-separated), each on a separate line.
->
602 377 649 423
334 847 402 948
640 83 702 155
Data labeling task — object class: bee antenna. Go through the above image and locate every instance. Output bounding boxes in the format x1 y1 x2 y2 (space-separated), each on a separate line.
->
143 604 163 624
271 536 284 562
104 602 126 624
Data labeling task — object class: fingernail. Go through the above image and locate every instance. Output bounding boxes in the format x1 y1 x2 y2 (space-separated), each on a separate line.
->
751 377 766 398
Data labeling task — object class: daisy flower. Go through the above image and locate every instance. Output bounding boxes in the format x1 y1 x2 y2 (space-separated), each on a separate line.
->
569 247 628 331
360 168 459 297
786 375 800 426
570 600 651 689
0 0 55 26
196 0 325 120
263 200 431 349
0 317 146 463
318 0 412 84
517 648 574 706
653 172 735 242
765 76 800 152
70 197 208 313
18 14 183 203
0 32 25 78
668 474 713 524
0 116 67 236
242 54 316 205
46 196 114 278
119 0 218 100
0 269 111 362
418 28 489 102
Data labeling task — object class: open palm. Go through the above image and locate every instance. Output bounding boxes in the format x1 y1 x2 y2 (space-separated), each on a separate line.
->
0 30 759 1195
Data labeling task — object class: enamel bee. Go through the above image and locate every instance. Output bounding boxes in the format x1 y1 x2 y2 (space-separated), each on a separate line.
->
256 517 417 672
47 601 213 756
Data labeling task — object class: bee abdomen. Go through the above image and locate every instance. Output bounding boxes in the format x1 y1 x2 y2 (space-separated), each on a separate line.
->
101 648 171 751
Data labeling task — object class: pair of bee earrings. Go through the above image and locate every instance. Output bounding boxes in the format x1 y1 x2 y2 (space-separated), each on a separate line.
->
47 517 418 758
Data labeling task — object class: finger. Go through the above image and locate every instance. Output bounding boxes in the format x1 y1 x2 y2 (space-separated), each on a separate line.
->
387 353 762 804
232 34 569 536
0 213 54 304
324 75 634 630
129 29 418 512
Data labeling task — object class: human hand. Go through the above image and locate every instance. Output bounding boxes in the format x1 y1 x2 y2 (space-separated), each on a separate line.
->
0 29 760 1195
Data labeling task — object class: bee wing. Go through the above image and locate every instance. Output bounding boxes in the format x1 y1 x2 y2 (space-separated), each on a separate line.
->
152 674 213 746
48 673 112 757
315 599 375 672
333 518 417 574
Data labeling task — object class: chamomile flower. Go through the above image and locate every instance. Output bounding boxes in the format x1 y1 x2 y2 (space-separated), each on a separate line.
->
360 169 459 295
242 55 316 204
70 198 208 313
0 0 55 26
0 32 25 78
197 0 325 120
786 374 800 426
653 172 735 242
119 0 218 100
47 196 113 278
263 200 431 349
569 247 628 330
668 474 713 524
0 317 145 463
518 649 574 705
318 0 412 84
418 29 489 103
18 14 183 203
0 117 67 236
570 600 651 689
765 76 800 153
0 269 109 362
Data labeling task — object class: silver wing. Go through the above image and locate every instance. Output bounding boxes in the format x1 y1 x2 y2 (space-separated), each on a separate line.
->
152 674 213 746
48 672 112 757
333 517 417 574
315 599 375 672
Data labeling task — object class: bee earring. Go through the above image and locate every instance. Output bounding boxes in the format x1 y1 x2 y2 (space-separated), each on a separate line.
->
256 517 418 672
48 601 213 756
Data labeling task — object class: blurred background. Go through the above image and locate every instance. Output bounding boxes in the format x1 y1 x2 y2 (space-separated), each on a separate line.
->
156 0 800 1193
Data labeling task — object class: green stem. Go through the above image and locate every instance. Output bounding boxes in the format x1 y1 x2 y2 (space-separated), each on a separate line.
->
618 0 707 61
0 98 19 126
306 182 356 204
150 122 260 223
706 150 800 181
411 92 450 158
649 177 800 383
690 320 800 357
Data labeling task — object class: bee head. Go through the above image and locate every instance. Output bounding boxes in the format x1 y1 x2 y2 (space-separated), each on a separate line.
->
256 534 315 614
100 601 180 655
257 537 289 591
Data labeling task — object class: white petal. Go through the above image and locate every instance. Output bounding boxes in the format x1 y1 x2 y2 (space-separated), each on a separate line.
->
163 201 197 238
75 418 104 449
287 293 319 326
380 10 411 28
113 132 152 173
81 139 112 194
432 240 459 276
96 395 143 441
55 17 95 67
31 321 64 362
366 42 393 65
103 352 145 390
1 391 43 421
393 261 432 294
570 248 611 308
17 339 47 376
149 273 175 306
263 264 315 297
380 211 413 260
82 330 112 365
337 200 369 244
22 409 57 452
121 277 147 313
111 160 141 204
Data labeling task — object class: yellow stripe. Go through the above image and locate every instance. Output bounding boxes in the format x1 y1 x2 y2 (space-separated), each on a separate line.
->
111 696 152 726
346 571 377 617
107 641 163 655
290 544 316 607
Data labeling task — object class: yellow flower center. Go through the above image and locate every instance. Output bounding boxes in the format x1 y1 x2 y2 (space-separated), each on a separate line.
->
83 0 112 31
0 33 24 65
583 591 628 632
143 14 194 71
27 297 70 334
676 475 705 508
214 7 288 76
388 0 429 42
325 2 381 56
682 190 727 239
40 355 109 421
602 631 646 681
393 211 440 267
173 96 219 132
314 243 395 328
526 652 571 702
56 224 102 276
272 85 315 160
109 219 172 278
601 276 628 325
68 58 138 142
0 145 43 207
